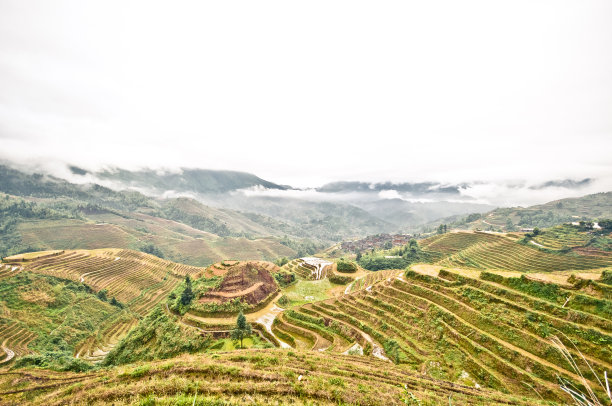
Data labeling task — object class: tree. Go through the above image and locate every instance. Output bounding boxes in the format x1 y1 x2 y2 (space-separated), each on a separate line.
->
275 257 289 267
110 297 123 308
506 218 516 232
231 312 252 349
140 243 164 259
97 289 108 302
437 224 447 234
355 251 362 261
180 276 194 305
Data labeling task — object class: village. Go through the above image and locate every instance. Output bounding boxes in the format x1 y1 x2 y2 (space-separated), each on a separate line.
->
340 233 414 252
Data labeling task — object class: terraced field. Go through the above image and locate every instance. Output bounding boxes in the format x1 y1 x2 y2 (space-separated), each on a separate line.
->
5 249 204 314
422 231 612 272
0 321 36 364
0 349 549 405
531 224 595 250
281 258 333 280
0 264 22 280
1 250 206 364
271 266 612 402
345 268 402 293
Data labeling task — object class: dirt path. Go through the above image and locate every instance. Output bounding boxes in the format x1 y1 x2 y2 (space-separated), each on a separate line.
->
0 344 14 364
482 219 503 228
80 271 94 283
254 304 291 348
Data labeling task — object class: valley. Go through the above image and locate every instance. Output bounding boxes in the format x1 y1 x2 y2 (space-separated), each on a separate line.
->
0 165 611 405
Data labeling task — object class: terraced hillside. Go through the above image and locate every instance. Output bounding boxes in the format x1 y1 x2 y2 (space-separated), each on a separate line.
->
0 272 121 368
421 231 612 272
0 349 549 405
198 261 279 307
271 266 612 403
4 249 204 312
1 250 206 364
530 224 612 253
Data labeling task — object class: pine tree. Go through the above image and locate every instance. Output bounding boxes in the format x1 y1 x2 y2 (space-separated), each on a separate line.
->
230 311 252 349
180 276 194 305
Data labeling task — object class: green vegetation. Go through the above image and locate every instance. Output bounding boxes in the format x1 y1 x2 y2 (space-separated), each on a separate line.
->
0 349 549 405
336 258 358 273
357 239 427 271
447 192 612 231
139 243 165 259
103 306 213 366
271 263 612 402
601 270 612 285
328 273 354 285
0 166 314 265
168 276 220 315
282 279 334 307
230 312 252 349
420 231 612 272
273 269 296 287
0 272 118 371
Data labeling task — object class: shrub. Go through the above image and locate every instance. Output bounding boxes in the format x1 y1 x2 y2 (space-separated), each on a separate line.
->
336 259 358 273
139 243 164 259
329 273 354 285
480 272 504 284
274 270 296 287
600 270 612 286
278 295 289 307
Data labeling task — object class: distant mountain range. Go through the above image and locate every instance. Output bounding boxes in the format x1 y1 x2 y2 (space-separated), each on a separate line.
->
90 167 291 194
1 162 609 263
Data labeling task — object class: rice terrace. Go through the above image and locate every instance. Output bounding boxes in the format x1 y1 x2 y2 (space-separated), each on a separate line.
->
1 213 612 405
1 2 612 404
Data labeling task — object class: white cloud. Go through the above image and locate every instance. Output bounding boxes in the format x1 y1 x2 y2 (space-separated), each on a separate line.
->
0 1 611 190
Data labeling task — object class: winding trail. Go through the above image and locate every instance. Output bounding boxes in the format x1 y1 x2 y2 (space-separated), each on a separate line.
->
80 271 94 283
254 304 291 348
0 345 14 364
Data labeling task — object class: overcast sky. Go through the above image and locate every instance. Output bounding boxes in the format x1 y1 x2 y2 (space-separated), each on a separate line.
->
0 1 611 188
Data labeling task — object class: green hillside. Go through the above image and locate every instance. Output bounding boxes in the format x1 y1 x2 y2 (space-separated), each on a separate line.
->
0 165 390 262
0 164 327 264
264 266 612 403
0 249 205 365
441 192 612 231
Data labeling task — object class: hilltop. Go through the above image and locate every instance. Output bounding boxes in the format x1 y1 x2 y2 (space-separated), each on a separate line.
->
197 261 279 309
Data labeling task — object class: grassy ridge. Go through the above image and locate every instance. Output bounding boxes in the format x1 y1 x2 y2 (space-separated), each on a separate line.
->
0 349 549 405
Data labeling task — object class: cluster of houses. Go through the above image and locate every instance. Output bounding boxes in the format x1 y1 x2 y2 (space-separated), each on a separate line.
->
341 233 413 252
